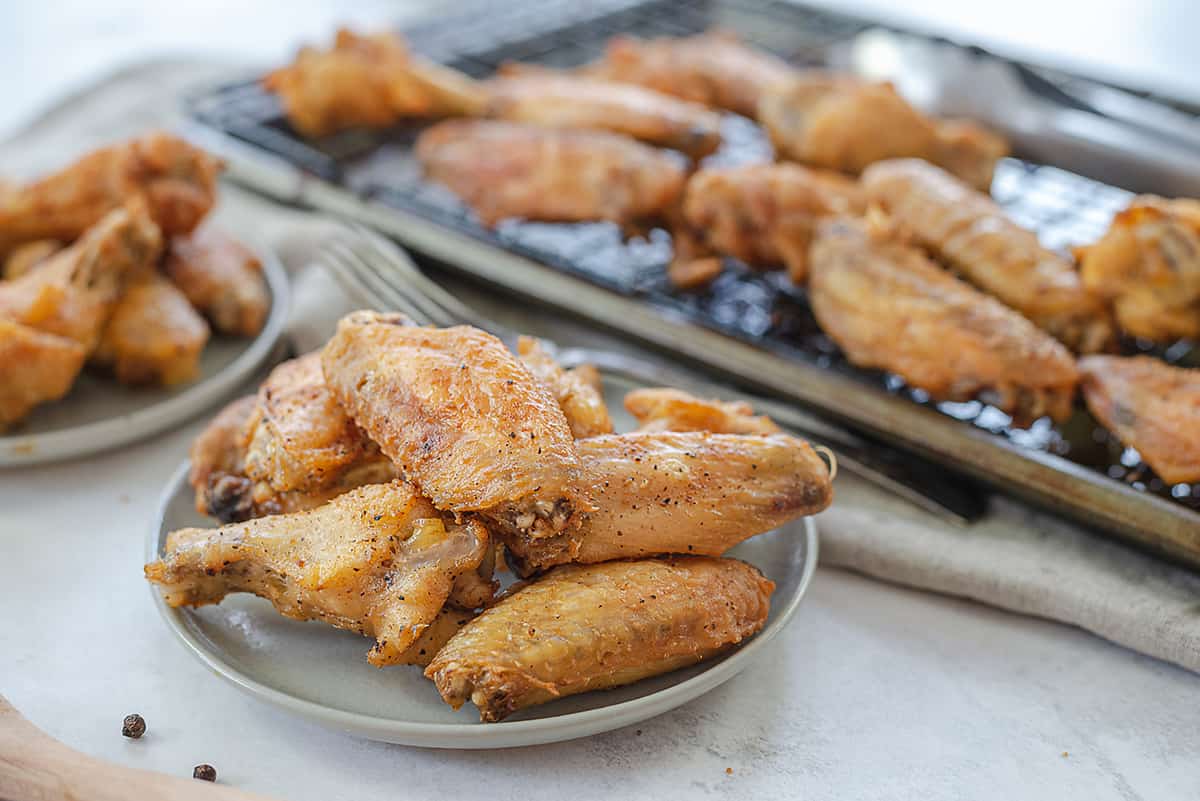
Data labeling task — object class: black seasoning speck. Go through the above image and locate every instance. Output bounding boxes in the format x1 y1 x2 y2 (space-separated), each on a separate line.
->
193 764 217 782
121 713 146 739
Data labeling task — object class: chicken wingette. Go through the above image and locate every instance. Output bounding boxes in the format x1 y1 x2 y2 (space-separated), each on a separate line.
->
165 226 271 337
624 387 780 435
0 319 86 428
516 336 613 439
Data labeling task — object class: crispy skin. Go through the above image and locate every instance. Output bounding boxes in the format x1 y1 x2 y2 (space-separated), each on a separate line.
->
1079 356 1200 485
517 336 613 438
0 203 163 353
416 119 687 227
264 28 485 138
580 31 797 117
0 319 86 428
92 274 210 386
322 311 587 539
1077 196 1200 342
862 159 1114 353
485 74 722 157
189 395 259 522
394 607 477 667
624 388 780 435
0 132 219 253
758 75 1007 191
427 556 773 722
166 227 270 337
145 480 490 667
681 163 865 282
809 218 1078 423
503 430 832 574
3 240 62 280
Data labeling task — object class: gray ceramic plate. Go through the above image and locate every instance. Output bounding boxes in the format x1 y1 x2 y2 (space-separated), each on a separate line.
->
0 242 289 466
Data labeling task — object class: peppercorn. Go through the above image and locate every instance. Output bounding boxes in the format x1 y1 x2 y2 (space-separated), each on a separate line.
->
121 714 146 739
193 764 217 782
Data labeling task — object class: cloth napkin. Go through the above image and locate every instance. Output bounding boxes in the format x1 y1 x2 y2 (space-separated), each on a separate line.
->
5 59 1199 675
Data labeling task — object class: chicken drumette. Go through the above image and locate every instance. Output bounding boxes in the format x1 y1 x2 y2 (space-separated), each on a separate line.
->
165 226 271 337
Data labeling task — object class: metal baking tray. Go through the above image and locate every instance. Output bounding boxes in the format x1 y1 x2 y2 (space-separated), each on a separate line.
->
184 0 1200 566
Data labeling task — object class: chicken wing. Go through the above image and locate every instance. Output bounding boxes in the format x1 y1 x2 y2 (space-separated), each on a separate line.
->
0 132 219 253
758 74 1007 191
188 394 259 522
264 28 485 138
516 336 613 438
1076 196 1200 342
426 556 773 722
0 203 162 353
92 274 210 386
624 387 780 435
501 430 832 574
809 218 1079 423
579 31 797 117
0 319 86 428
1079 356 1200 485
321 311 588 540
415 119 687 228
679 163 865 282
862 159 1114 353
3 240 61 280
145 480 490 667
165 226 270 337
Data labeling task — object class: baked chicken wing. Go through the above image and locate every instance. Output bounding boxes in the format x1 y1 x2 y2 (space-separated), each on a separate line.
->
624 387 780 435
862 159 1114 353
426 556 773 721
415 119 687 227
145 480 491 667
165 226 270 337
188 395 259 522
1076 196 1200 342
0 319 86 428
1079 356 1200 485
516 336 613 438
809 218 1079 424
3 240 61 280
92 274 210 386
758 74 1007 191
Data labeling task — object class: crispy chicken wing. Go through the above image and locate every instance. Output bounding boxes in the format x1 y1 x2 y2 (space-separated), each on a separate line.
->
92 274 210 386
0 319 86 428
516 336 613 438
416 119 687 227
0 132 219 253
321 311 588 540
0 203 162 352
426 556 773 721
680 163 865 282
3 239 62 280
165 226 270 337
188 395 258 522
580 31 797 117
862 159 1114 352
145 480 490 667
809 218 1079 423
264 28 485 138
624 388 780 435
1079 356 1200 485
1076 196 1200 342
758 74 1007 191
484 73 722 157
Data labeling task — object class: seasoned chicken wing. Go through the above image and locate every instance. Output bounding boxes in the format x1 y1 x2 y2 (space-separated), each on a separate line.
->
416 119 687 227
0 319 86 428
264 28 485 138
809 218 1079 423
3 239 61 280
165 226 270 337
758 74 1007 191
427 556 773 721
624 388 780 435
485 73 722 157
145 480 490 667
680 163 866 282
0 203 162 352
1076 196 1200 342
862 159 1114 352
92 274 210 386
502 430 832 574
0 132 219 253
188 394 258 522
580 31 797 117
1079 356 1200 485
321 311 588 540
517 336 613 438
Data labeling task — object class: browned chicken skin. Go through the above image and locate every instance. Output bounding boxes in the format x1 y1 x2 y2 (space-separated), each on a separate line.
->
1079 356 1200 485
809 218 1079 424
416 119 687 228
3 240 61 280
862 159 1114 353
188 394 259 522
426 556 773 722
0 319 86 428
165 226 271 337
624 387 781 435
517 336 614 438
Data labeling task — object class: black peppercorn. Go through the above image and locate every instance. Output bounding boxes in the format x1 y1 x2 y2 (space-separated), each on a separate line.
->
193 764 217 782
121 714 146 739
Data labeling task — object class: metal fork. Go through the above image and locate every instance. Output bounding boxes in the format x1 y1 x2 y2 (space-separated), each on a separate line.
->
319 225 989 525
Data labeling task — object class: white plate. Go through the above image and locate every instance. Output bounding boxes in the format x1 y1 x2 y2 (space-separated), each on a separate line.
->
1 244 289 465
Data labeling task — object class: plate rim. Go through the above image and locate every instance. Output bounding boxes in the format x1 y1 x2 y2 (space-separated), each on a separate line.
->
0 237 290 466
147 460 820 749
